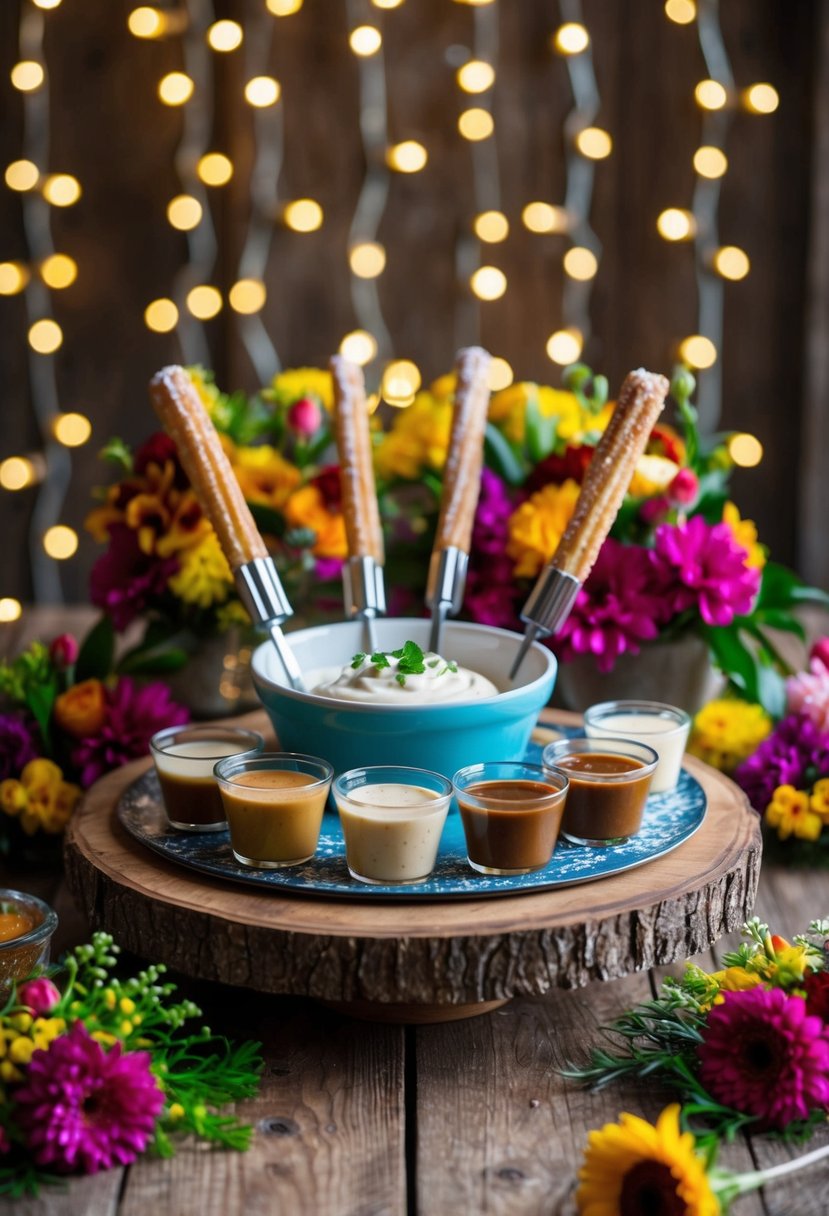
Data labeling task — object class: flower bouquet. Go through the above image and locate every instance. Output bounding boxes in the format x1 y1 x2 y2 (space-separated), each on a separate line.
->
0 932 261 1197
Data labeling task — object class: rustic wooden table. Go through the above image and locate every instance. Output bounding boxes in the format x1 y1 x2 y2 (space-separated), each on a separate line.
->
2 609 828 1215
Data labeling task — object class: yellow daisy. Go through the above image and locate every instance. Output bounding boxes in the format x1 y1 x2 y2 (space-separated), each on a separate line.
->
688 699 772 773
764 784 823 842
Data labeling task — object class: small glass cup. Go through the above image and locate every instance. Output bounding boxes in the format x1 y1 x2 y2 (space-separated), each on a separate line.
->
150 725 265 832
333 766 452 885
583 700 691 794
542 737 658 847
214 752 333 868
0 890 58 994
452 761 569 876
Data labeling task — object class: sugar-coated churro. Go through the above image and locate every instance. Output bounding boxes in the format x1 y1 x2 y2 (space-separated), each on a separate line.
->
330 355 384 564
432 346 492 556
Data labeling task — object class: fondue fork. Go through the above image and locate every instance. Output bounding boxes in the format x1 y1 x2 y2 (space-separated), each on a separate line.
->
150 366 306 692
426 346 492 655
509 369 670 681
331 355 386 653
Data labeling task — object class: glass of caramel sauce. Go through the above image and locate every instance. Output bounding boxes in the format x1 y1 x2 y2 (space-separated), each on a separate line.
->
452 761 570 876
214 752 334 868
542 737 658 846
150 725 264 832
0 890 58 994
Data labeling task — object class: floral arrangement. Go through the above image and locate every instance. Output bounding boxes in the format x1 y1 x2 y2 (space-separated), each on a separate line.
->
0 932 261 1197
0 631 187 851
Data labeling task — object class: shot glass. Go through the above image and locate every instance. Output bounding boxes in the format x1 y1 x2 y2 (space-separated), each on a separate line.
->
0 890 58 993
452 761 569 876
150 725 264 832
333 766 452 885
584 700 691 793
214 752 333 868
542 737 658 847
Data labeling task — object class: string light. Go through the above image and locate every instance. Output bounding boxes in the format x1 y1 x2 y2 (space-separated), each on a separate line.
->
0 599 22 623
679 334 717 369
228 279 267 314
53 412 92 447
0 457 36 491
563 246 598 280
350 26 382 56
553 23 589 55
728 433 763 467
166 194 203 230
0 262 30 295
371 0 404 7
144 298 179 332
207 21 243 52
456 60 495 94
693 145 728 178
340 330 378 365
743 83 779 114
282 198 323 231
695 79 727 110
197 153 233 186
382 359 421 405
158 72 194 105
349 241 387 278
266 0 303 13
43 525 78 560
575 126 612 159
487 357 513 390
546 328 583 365
713 245 750 281
657 208 696 241
28 319 63 354
33 0 63 8
473 211 508 243
41 174 81 206
385 141 427 172
458 108 494 141
10 61 45 93
127 7 167 38
244 76 281 107
470 266 506 301
186 285 223 320
664 0 696 23
40 254 77 289
522 202 568 234
5 159 39 191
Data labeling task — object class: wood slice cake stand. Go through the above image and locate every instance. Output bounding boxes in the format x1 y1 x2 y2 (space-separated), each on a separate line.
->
64 711 761 1023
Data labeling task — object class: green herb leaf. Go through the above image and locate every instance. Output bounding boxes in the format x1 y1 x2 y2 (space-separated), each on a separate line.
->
395 672 406 686
351 652 366 669
370 651 390 670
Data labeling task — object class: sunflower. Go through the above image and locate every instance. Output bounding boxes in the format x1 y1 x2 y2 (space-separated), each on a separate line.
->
576 1104 720 1216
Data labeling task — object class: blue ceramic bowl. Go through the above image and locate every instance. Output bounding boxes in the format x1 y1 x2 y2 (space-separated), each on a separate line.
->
252 618 556 783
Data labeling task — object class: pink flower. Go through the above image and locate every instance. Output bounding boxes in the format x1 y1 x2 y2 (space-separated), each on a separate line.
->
810 637 829 671
17 977 61 1015
786 657 829 733
15 1022 164 1174
667 467 699 506
0 1127 10 1155
49 634 79 669
90 525 178 631
287 396 322 437
639 495 670 526
72 677 189 788
698 988 829 1130
654 515 761 626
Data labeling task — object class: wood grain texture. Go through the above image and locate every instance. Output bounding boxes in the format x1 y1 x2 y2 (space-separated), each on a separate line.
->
4 1171 123 1216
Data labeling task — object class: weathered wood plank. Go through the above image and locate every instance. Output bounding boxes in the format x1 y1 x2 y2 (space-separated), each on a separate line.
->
0 1171 123 1216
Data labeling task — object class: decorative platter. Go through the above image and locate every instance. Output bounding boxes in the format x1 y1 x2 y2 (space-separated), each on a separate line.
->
116 738 708 901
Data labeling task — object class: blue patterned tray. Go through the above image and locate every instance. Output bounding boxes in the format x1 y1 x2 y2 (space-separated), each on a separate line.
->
116 738 708 901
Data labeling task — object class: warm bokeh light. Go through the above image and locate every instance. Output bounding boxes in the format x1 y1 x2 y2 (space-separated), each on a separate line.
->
5 159 39 192
473 211 509 243
713 245 750 281
207 20 243 51
743 83 779 114
664 0 696 23
383 360 421 404
546 328 583 365
11 61 45 92
186 285 223 320
0 262 30 295
53 412 92 447
158 72 194 105
575 127 612 159
457 108 494 141
127 6 166 38
522 201 568 234
456 60 495 94
245 76 281 107
43 525 78 560
553 22 590 55
0 457 36 492
350 25 382 56
487 357 513 391
266 0 303 13
563 246 598 280
372 0 404 7
728 433 764 468
144 298 179 332
33 0 63 7
167 194 203 230
340 330 378 365
386 141 428 172
28 319 63 354
470 266 507 301
197 153 233 186
695 79 727 110
229 279 267 314
693 146 728 178
657 208 696 241
679 334 717 369
40 254 78 289
0 599 22 623
349 241 387 278
42 174 82 206
283 198 324 231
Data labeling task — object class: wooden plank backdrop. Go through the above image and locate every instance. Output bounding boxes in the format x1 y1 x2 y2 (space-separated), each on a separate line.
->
0 0 824 605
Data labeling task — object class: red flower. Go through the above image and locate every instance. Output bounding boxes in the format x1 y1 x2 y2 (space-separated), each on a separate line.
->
310 465 342 510
804 971 829 1023
525 445 593 493
134 432 188 488
49 634 79 669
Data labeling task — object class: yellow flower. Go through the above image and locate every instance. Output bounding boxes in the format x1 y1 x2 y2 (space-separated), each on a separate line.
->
5 760 82 835
506 480 581 578
9 1036 35 1065
284 485 347 559
765 784 823 842
374 393 453 480
230 443 301 512
709 966 763 1003
168 1102 185 1120
688 699 772 773
271 368 333 411
188 366 224 418
810 778 829 823
429 373 455 399
576 1104 719 1216
215 599 252 632
0 779 27 816
628 454 680 498
54 679 108 738
488 382 583 445
119 997 136 1015
722 502 766 570
168 531 233 608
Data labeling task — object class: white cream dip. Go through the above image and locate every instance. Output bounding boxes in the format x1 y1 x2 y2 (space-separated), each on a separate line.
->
335 783 450 882
309 649 499 704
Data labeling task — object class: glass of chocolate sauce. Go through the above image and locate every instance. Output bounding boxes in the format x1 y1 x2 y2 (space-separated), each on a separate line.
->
542 737 658 846
150 725 265 832
452 761 570 875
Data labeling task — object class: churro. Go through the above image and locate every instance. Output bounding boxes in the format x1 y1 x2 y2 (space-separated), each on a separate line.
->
330 355 384 563
432 346 492 556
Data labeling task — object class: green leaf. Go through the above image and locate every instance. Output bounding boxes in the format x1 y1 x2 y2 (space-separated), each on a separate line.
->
484 422 525 486
247 502 285 538
756 561 829 611
351 652 366 669
98 436 133 471
701 623 761 703
370 651 390 669
75 615 116 682
118 647 190 676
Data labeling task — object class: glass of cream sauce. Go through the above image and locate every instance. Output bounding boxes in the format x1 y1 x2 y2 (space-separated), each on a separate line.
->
150 725 265 831
453 761 570 875
583 700 691 793
333 766 453 884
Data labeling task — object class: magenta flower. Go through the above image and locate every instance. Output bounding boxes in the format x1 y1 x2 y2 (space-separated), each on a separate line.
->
667 467 699 506
287 396 322 437
0 714 39 781
465 561 522 629
787 657 829 733
17 977 61 1015
471 468 517 556
72 677 189 787
698 988 829 1130
735 712 829 813
810 637 829 671
90 525 178 631
49 633 79 669
14 1022 164 1174
654 515 760 626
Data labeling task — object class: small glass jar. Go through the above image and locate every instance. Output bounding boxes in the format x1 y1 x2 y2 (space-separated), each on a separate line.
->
0 890 58 993
584 700 691 793
543 737 658 846
452 761 569 876
150 724 264 832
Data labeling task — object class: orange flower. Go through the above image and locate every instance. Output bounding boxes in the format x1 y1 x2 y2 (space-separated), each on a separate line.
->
284 485 347 559
53 679 107 739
